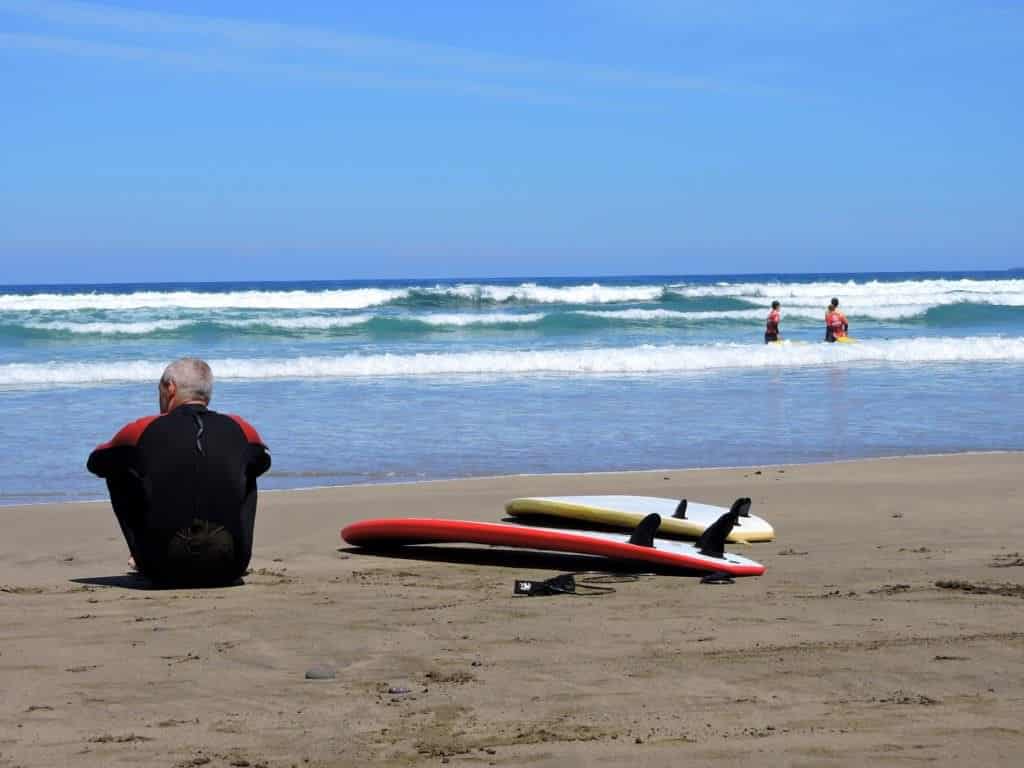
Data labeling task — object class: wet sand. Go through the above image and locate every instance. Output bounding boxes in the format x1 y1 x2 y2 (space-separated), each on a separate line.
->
2 452 1023 767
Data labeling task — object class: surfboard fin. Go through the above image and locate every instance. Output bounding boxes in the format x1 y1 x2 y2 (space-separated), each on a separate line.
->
628 513 661 548
729 497 752 526
696 510 740 558
672 499 687 519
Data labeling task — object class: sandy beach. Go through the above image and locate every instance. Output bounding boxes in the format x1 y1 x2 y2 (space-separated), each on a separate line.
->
2 452 1023 767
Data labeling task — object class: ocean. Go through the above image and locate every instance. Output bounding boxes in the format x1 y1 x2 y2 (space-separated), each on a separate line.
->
1 271 1022 505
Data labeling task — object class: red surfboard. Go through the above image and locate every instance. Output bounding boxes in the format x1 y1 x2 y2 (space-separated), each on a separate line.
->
341 517 765 577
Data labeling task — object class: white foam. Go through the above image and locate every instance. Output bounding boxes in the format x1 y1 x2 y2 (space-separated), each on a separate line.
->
573 306 932 322
664 277 1024 321
220 315 373 330
3 336 1022 387
0 288 409 312
223 314 546 330
23 319 192 335
0 283 666 312
0 282 664 315
467 283 665 304
2 301 970 336
577 308 766 321
668 278 1024 317
3 277 1021 316
217 313 544 329
417 312 545 326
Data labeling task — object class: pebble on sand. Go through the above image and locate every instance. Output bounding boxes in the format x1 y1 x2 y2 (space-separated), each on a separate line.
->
304 665 336 680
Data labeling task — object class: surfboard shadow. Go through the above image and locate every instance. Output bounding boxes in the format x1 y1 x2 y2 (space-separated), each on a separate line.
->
338 545 709 577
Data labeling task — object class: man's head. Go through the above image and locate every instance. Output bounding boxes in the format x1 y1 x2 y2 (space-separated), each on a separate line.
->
159 357 213 414
830 297 840 309
771 300 781 310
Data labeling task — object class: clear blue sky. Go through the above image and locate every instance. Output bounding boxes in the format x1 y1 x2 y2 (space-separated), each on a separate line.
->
1 0 1021 283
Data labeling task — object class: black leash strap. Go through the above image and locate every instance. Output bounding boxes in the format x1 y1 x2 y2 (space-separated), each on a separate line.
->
513 572 631 597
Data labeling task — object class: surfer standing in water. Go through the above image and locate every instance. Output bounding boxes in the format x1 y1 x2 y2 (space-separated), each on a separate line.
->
765 300 781 343
825 297 849 342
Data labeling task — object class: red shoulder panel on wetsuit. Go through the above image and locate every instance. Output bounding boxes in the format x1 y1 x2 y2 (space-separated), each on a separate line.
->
93 415 161 451
228 414 266 446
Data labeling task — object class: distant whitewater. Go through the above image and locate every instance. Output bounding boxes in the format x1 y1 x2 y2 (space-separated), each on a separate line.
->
3 272 1024 386
1 271 1021 504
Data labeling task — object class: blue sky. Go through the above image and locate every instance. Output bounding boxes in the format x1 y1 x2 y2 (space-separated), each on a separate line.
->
1 0 1021 283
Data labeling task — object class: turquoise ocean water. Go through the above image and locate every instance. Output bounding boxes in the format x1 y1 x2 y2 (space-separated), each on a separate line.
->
1 271 1022 505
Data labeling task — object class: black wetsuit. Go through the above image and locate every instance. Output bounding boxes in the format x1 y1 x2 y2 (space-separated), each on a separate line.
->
87 403 271 586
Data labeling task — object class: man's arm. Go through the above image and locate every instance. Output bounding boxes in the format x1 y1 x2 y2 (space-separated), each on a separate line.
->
86 416 159 477
228 415 272 478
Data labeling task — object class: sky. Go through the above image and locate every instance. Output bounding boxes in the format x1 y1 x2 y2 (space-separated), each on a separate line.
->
1 0 1022 284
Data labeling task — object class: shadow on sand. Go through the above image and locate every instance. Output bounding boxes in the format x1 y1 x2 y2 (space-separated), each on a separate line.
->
70 574 245 590
338 545 707 578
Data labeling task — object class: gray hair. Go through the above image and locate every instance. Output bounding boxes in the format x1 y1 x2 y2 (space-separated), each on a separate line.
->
160 357 213 403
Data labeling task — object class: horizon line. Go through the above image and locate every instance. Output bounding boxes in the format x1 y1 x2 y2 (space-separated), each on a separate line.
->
1 267 1020 291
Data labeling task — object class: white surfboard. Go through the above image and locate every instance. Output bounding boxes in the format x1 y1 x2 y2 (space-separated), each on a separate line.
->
506 495 775 543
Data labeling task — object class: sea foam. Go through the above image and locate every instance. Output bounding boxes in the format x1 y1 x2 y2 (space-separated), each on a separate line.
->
2 336 1021 388
2 278 1022 318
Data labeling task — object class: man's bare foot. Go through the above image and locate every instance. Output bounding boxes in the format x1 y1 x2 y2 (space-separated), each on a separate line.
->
128 555 138 572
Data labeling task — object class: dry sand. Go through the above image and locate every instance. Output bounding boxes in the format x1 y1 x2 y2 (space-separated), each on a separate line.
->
2 452 1023 767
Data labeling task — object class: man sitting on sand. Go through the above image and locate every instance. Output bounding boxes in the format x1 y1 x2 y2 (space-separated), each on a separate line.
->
87 357 271 587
